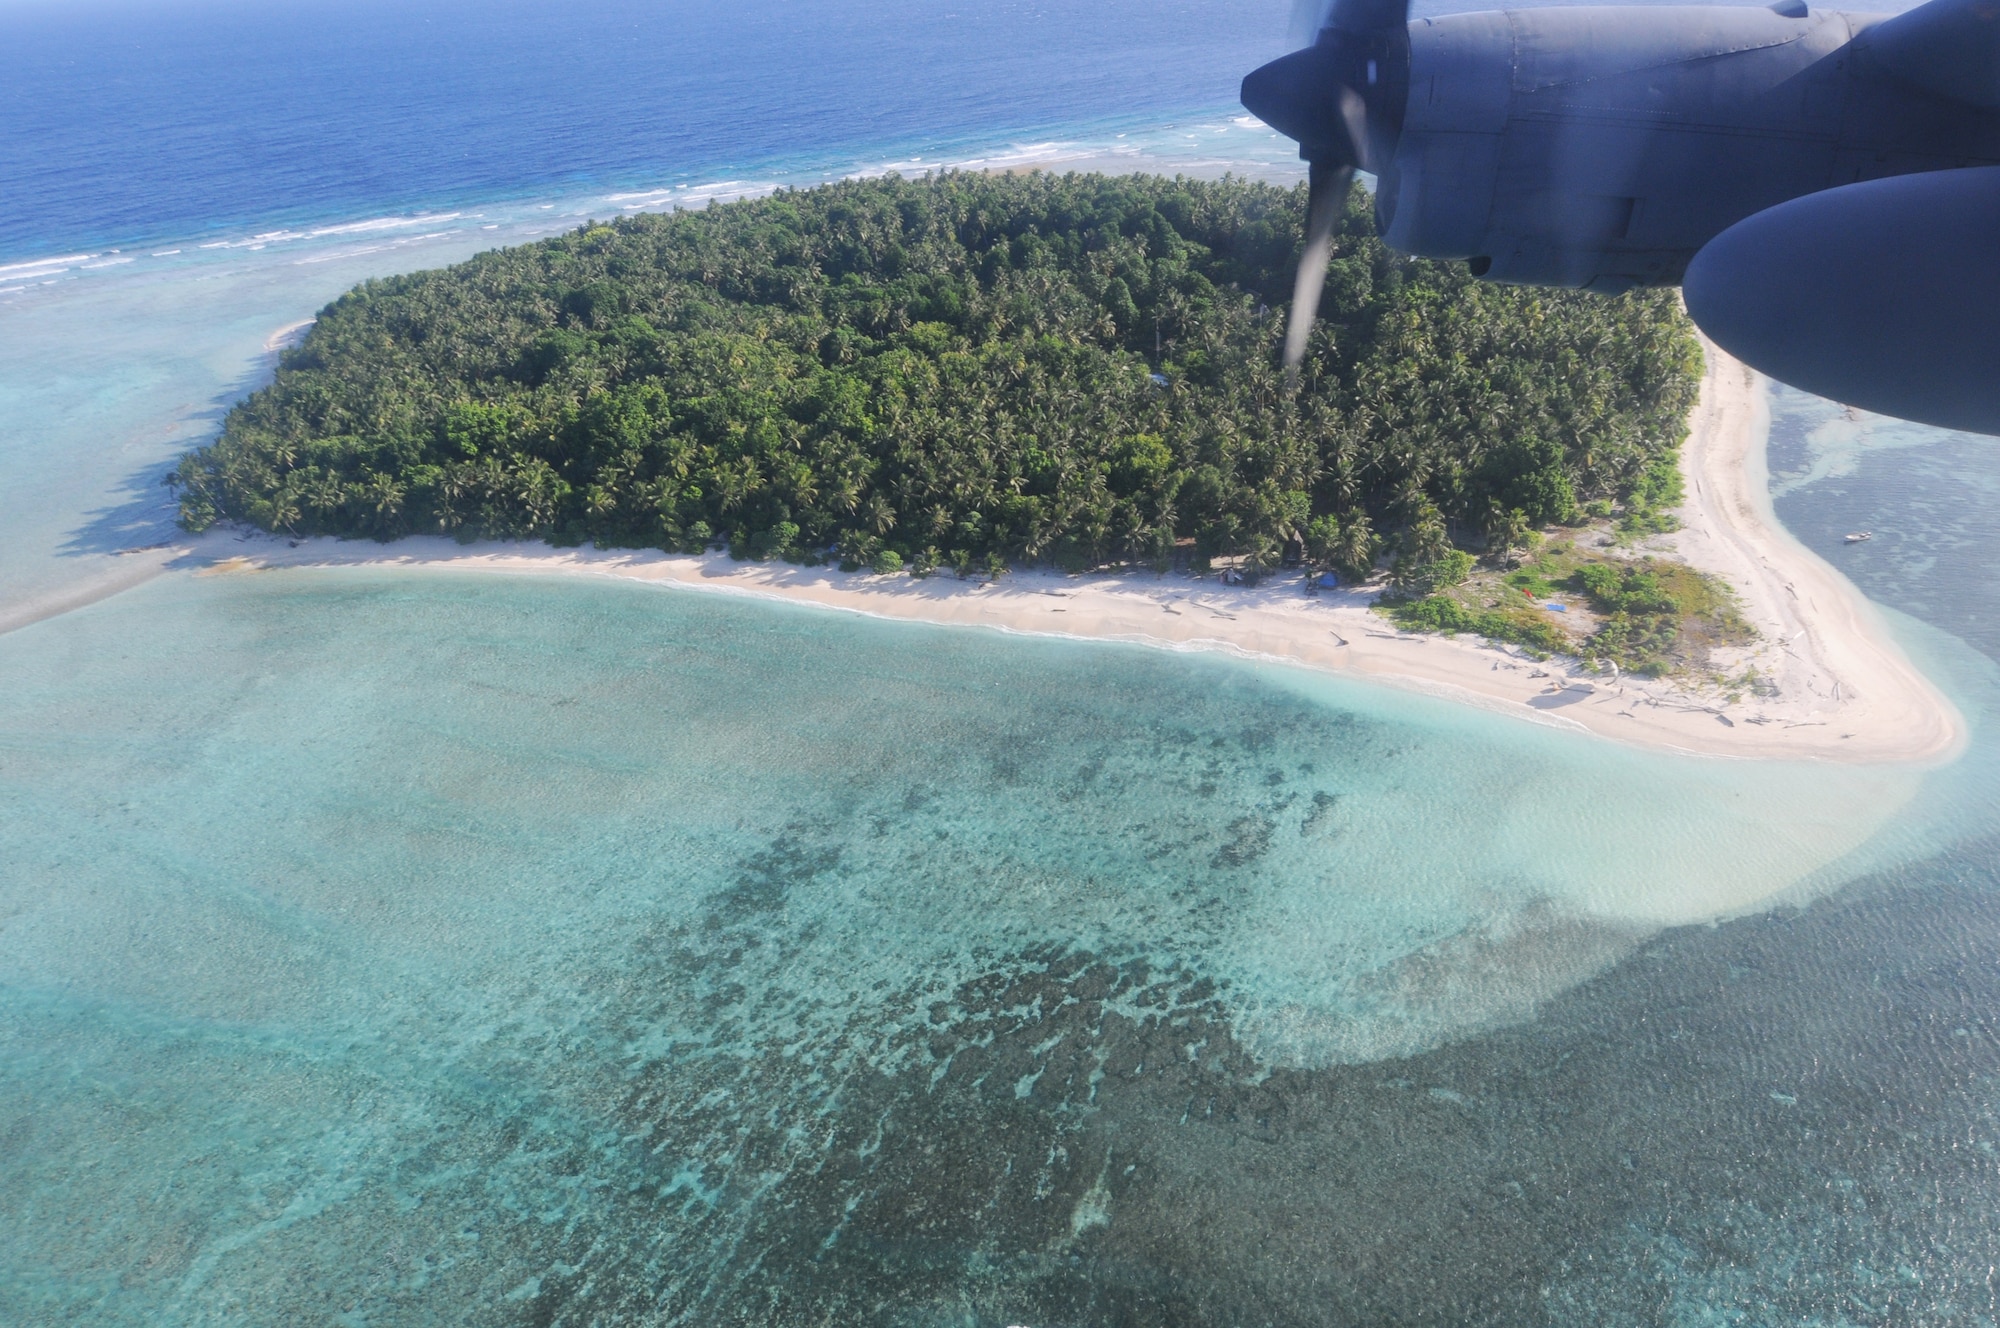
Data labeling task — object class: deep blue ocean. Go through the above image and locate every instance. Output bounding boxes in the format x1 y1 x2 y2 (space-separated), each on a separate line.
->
0 0 1295 259
4 0 2000 1323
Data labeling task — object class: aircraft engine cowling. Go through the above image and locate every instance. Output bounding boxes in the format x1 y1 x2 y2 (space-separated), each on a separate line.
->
1376 5 1885 292
1684 165 2000 435
1250 0 2000 431
1375 12 1509 260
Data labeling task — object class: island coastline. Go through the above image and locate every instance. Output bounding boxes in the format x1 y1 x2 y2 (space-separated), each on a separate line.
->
173 340 1959 766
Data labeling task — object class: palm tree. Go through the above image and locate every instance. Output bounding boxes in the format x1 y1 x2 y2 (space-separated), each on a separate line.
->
864 492 896 535
304 471 345 523
266 477 304 535
1334 511 1376 582
365 472 406 528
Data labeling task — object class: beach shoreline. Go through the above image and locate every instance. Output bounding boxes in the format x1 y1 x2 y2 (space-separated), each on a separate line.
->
69 341 1966 766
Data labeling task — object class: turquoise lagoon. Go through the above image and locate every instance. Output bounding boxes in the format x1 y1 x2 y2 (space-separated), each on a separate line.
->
3 562 1990 1324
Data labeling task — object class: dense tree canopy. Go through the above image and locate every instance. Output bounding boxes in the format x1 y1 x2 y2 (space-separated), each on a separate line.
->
172 171 1701 578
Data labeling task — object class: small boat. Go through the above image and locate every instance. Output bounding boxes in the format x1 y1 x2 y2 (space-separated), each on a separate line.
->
1844 531 1873 544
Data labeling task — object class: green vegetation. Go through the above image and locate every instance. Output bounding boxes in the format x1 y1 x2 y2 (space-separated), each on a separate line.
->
1385 535 1753 676
1385 592 1571 655
1617 453 1685 537
170 172 1700 576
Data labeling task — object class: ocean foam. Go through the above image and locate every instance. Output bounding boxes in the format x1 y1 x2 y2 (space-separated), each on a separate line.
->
0 253 93 277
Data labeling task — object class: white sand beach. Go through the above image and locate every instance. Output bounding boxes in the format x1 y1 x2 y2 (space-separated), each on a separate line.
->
123 340 1965 764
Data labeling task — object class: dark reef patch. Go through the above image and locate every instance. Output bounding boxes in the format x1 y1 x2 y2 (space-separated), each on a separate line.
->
1299 790 1342 838
484 842 2000 1326
1211 814 1275 869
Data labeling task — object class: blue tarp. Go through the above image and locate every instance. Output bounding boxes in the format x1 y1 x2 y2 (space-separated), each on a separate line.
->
1545 602 1567 612
1316 572 1339 588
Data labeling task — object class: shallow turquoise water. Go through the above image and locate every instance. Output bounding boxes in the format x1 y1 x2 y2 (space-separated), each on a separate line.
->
1 561 1990 1322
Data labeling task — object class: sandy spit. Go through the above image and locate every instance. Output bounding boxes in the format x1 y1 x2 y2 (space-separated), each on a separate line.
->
138 341 1963 765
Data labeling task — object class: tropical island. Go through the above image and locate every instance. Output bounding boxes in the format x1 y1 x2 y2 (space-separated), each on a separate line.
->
171 172 1957 761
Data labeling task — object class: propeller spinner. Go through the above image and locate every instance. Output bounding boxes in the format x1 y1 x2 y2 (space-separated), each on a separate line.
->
1241 0 1410 377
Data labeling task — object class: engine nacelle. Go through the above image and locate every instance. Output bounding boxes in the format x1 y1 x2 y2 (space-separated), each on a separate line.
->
1685 165 2000 434
1376 4 2000 289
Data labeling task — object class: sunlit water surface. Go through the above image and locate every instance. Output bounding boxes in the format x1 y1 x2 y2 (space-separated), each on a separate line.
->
1 563 1988 1324
6 1 2000 1323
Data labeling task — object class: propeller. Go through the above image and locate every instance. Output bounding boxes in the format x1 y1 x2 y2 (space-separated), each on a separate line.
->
1243 0 1411 379
1284 160 1353 371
